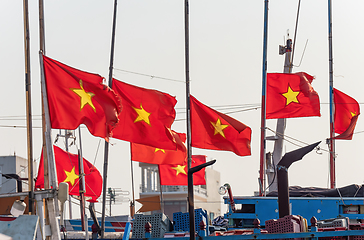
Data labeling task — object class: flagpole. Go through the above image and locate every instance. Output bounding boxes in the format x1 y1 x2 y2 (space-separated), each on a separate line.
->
259 0 269 196
101 0 118 237
22 0 34 214
39 51 61 240
328 0 336 189
129 158 135 217
38 1 54 238
65 130 73 219
78 128 86 230
158 172 164 214
183 0 196 239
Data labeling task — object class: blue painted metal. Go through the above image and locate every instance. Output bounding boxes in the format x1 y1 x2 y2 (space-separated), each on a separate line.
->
141 229 364 240
122 222 131 240
224 196 364 228
69 219 117 232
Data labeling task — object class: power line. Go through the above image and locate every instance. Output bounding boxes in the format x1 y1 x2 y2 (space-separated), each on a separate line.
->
113 68 185 83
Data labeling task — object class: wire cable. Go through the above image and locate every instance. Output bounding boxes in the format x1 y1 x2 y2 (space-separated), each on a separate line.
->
113 68 185 83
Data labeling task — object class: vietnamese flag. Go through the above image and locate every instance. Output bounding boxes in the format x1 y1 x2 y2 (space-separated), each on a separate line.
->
333 88 360 140
111 79 178 150
42 55 122 140
266 72 320 119
158 155 206 186
131 131 186 165
190 95 251 157
35 145 102 202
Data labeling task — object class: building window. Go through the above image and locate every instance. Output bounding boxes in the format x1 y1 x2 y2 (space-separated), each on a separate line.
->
20 166 26 178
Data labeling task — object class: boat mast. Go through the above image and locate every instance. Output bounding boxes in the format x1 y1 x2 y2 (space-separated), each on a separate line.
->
38 1 62 238
22 0 34 214
78 128 86 230
267 0 300 193
183 0 195 238
101 0 118 237
328 0 336 189
259 0 269 196
267 38 292 192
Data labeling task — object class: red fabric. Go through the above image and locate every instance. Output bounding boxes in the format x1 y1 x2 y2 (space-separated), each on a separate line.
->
158 155 206 186
43 55 122 140
131 131 186 165
35 146 102 202
333 88 360 140
190 95 251 156
266 72 321 119
111 79 178 150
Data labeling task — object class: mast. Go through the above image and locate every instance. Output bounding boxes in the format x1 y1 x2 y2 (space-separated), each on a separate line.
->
38 1 62 239
65 130 73 219
129 159 135 218
22 0 34 214
184 0 195 238
267 0 301 193
38 1 53 239
267 38 292 192
78 128 86 230
259 0 269 196
101 0 118 237
328 0 336 189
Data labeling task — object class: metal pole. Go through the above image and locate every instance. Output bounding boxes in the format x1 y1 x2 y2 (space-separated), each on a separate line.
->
39 0 45 54
23 0 34 214
184 1 192 172
184 0 195 239
65 130 73 219
158 169 164 214
101 0 118 237
39 51 61 240
328 0 336 189
130 158 135 217
259 0 269 196
78 128 86 230
269 39 291 192
38 1 51 239
109 189 112 216
39 52 59 208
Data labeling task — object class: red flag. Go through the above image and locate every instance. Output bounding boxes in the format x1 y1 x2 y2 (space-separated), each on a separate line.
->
131 131 186 165
43 55 122 140
35 146 102 202
158 155 206 186
333 88 360 140
266 72 321 119
111 79 178 150
190 95 251 156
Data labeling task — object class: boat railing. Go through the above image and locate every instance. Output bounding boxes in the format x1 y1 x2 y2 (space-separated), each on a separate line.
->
140 185 208 197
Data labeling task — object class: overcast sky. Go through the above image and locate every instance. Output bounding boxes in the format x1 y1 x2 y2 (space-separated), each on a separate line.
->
1 0 364 219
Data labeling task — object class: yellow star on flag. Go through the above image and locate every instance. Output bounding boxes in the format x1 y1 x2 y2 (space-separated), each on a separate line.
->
210 118 229 138
282 86 300 105
155 148 166 153
70 80 96 112
63 166 79 186
171 165 187 176
351 111 357 117
132 104 151 126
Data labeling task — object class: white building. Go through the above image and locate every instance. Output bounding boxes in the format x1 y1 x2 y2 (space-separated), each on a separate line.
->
139 162 221 222
0 155 29 194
